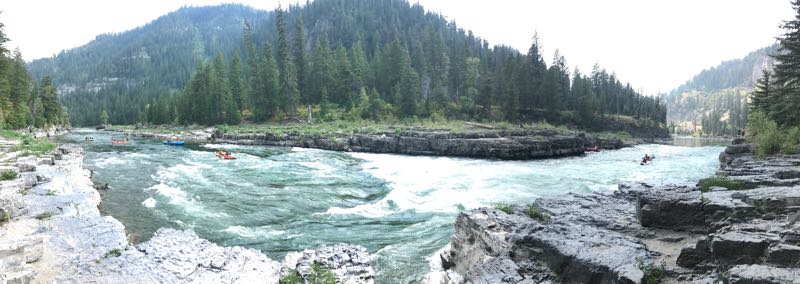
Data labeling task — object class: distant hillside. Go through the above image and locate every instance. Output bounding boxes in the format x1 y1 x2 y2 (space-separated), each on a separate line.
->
665 44 777 136
27 4 269 123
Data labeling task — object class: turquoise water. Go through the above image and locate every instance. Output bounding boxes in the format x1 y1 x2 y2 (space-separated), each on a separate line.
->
61 130 725 282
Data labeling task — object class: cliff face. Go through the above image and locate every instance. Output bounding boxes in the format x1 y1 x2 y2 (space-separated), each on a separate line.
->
0 143 374 283
437 144 800 283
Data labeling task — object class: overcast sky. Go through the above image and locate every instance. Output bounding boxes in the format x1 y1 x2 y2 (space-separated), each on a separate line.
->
1 0 795 93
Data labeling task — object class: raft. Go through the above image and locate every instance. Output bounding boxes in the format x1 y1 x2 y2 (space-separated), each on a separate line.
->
162 140 185 146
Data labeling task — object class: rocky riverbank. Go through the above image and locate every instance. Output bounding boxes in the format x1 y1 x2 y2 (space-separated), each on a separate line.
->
434 142 800 283
0 141 374 283
120 127 635 160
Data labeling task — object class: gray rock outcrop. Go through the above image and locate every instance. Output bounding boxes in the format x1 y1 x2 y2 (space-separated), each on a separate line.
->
438 143 800 283
0 143 374 283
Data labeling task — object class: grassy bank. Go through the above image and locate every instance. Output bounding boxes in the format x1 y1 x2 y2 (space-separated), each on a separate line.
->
0 130 56 156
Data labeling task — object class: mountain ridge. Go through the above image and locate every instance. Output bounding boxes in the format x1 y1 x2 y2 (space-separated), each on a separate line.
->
665 44 776 135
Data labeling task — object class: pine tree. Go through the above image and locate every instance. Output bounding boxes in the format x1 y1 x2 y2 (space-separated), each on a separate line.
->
334 46 356 109
310 36 333 105
397 66 420 118
276 7 299 117
8 49 31 128
293 16 308 104
350 41 368 92
252 44 279 122
100 110 109 125
750 70 774 114
229 52 246 111
39 76 62 126
770 0 800 126
524 33 547 113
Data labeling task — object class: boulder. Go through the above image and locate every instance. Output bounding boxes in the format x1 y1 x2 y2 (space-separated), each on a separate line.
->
723 264 800 284
710 231 779 264
766 243 800 267
280 243 374 284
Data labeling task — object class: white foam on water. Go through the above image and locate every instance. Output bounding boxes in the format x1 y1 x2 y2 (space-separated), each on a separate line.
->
326 153 530 217
142 197 157 208
124 152 150 159
222 225 286 239
95 156 126 167
200 143 252 150
422 244 451 284
148 183 191 206
333 145 727 218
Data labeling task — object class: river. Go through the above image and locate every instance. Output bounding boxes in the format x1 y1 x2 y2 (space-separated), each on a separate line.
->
60 130 726 282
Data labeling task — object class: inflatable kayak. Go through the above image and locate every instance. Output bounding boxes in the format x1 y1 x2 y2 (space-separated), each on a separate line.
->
162 140 185 146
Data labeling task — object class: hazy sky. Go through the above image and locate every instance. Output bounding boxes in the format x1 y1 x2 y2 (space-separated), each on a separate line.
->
1 0 795 93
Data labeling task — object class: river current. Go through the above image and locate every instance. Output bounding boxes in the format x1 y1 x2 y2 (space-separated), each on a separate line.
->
61 130 726 282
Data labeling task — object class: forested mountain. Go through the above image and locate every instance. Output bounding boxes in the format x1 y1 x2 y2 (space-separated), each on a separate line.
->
0 15 66 129
30 0 666 131
27 4 269 125
665 44 777 136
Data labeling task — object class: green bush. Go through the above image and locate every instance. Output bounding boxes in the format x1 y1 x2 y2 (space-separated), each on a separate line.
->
1 170 17 181
493 203 513 214
698 177 744 193
636 258 666 284
34 212 52 220
526 204 551 223
783 127 800 155
104 248 122 258
746 111 784 157
279 270 303 284
279 263 336 284
308 263 336 284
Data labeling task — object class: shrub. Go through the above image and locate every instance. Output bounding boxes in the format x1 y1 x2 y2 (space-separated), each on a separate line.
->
1 170 17 181
1 211 9 223
493 203 513 214
34 212 52 220
698 177 744 193
783 127 800 155
279 270 303 284
526 204 551 223
308 263 336 284
280 263 336 284
636 258 666 284
746 111 783 157
104 248 122 258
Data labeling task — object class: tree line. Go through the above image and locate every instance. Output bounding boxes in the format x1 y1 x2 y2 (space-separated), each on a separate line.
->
162 0 666 129
44 0 665 129
0 15 66 129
